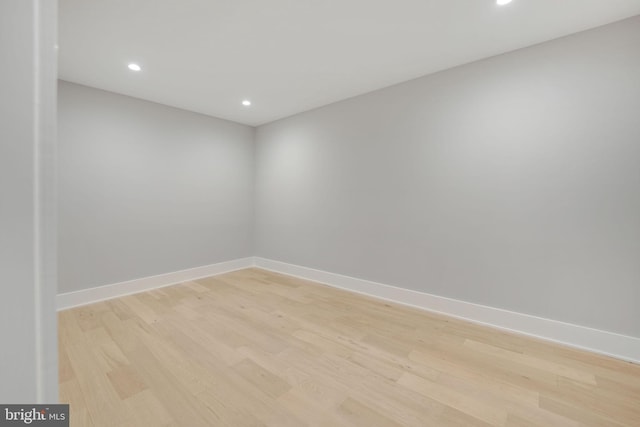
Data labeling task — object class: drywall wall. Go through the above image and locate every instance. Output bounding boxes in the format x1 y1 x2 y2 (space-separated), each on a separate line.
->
58 81 254 293
254 16 640 338
0 0 58 402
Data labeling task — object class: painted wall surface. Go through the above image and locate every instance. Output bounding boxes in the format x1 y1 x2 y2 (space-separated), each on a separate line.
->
0 0 58 402
58 82 255 293
255 17 640 337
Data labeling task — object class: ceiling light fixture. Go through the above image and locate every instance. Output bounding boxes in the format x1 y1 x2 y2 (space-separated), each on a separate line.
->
496 0 513 5
128 63 141 71
242 100 252 107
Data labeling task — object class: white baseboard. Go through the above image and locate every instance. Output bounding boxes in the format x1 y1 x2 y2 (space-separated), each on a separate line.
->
57 256 640 363
253 257 640 364
56 257 254 311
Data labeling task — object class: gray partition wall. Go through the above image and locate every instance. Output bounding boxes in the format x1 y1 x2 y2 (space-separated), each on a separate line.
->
57 82 255 294
254 16 640 338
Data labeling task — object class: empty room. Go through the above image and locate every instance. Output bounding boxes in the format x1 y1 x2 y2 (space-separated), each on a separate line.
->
2 0 640 426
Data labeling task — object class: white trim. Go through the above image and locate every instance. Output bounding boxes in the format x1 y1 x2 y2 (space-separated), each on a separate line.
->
56 258 254 311
254 257 640 364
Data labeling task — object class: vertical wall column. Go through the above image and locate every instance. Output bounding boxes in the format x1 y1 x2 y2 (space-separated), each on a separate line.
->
0 0 58 403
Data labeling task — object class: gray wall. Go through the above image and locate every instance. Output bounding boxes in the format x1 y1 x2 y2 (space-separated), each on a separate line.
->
0 0 58 402
58 81 254 293
255 16 640 337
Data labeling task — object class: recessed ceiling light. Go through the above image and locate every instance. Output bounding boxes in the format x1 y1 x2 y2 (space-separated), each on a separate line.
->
496 0 512 5
242 100 252 107
128 63 141 71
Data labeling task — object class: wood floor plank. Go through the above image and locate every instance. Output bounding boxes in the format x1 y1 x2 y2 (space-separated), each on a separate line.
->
337 397 404 427
59 378 94 427
59 268 640 426
397 371 509 426
231 359 291 399
107 365 148 400
277 389 349 427
464 339 597 385
122 389 175 427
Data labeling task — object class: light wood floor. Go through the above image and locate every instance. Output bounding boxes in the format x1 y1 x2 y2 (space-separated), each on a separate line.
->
59 268 640 426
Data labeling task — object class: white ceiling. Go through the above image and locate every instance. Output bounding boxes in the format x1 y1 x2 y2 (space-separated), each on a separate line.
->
59 0 640 126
